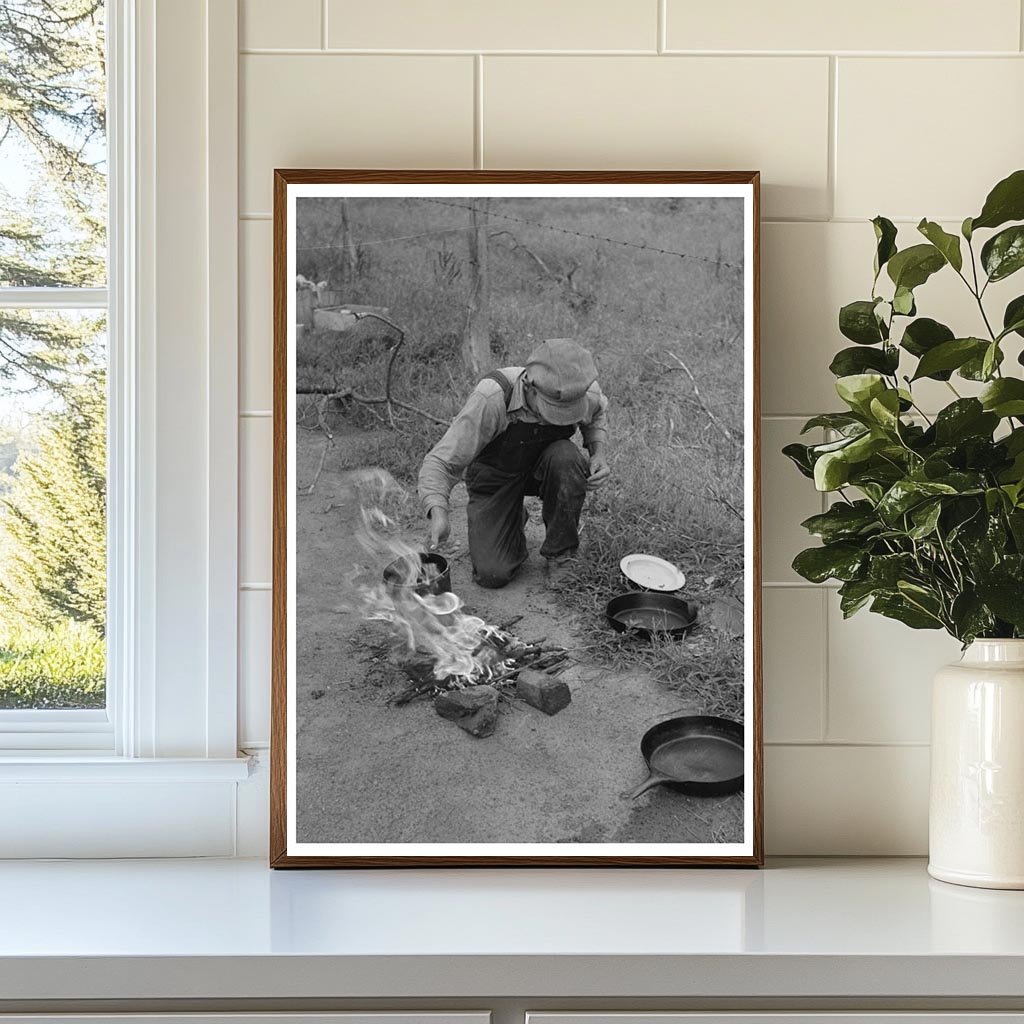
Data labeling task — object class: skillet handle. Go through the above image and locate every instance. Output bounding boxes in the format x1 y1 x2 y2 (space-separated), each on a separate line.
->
622 772 671 801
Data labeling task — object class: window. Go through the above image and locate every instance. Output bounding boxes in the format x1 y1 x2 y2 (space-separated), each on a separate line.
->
0 0 246 859
0 0 111 746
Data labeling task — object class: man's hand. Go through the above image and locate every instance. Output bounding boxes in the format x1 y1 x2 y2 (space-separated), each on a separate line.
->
587 454 611 491
427 507 451 550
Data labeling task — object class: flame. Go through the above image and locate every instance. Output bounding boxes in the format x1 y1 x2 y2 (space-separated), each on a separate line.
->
349 469 507 687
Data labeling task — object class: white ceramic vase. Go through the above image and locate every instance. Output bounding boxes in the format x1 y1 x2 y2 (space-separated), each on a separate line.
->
929 639 1024 889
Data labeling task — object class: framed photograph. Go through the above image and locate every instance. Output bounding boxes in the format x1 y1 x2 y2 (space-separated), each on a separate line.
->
271 170 762 867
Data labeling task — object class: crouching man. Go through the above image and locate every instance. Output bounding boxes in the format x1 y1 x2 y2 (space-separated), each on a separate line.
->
418 338 611 589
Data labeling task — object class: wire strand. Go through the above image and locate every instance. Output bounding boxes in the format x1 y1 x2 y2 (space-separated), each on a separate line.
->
415 197 743 271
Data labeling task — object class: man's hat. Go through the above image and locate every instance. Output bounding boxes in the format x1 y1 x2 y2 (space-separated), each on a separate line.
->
524 338 598 426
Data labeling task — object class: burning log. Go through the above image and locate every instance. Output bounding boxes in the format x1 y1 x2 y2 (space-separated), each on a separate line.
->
389 621 573 707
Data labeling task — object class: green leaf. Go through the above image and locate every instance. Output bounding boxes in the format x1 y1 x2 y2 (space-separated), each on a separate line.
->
887 243 946 291
892 286 916 316
1003 295 1024 339
982 341 1001 381
979 378 1024 418
868 389 902 430
912 338 988 381
934 399 999 444
839 299 887 345
800 501 879 543
868 553 915 587
871 594 943 630
836 373 887 413
981 225 1024 282
976 573 1024 629
792 542 866 584
782 442 815 479
971 168 1024 232
960 344 1004 381
962 216 974 241
917 218 963 272
872 215 898 277
900 317 954 359
800 412 865 435
908 500 942 540
814 450 851 491
950 593 996 644
838 578 880 617
829 345 899 378
877 479 958 523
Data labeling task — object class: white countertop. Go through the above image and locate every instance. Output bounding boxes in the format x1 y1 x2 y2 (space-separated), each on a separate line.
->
2 857 1024 1002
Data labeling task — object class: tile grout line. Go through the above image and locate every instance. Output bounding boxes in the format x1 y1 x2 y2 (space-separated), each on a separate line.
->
657 0 666 53
1021 0 1024 51
321 0 328 50
827 55 838 220
238 47 1024 57
765 740 931 748
474 54 484 169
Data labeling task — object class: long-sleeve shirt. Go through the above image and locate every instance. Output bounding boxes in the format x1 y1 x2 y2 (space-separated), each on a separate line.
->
418 366 609 516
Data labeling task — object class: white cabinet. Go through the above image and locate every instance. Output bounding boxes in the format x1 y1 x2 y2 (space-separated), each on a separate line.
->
0 1017 489 1024
528 1016 1024 1024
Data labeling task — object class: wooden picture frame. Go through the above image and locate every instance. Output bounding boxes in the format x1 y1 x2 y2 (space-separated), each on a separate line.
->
271 170 762 867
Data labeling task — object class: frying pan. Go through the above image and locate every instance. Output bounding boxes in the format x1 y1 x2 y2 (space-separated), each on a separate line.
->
606 592 698 640
625 715 744 800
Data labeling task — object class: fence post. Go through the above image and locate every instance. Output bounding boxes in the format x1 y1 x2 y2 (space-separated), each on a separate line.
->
463 198 491 375
338 198 358 295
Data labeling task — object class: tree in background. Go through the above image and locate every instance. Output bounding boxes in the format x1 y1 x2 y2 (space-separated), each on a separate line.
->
0 1 106 651
0 373 105 632
0 0 105 392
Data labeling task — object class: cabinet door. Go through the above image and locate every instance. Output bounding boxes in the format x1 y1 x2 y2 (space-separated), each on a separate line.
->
528 1015 1024 1024
0 1015 490 1024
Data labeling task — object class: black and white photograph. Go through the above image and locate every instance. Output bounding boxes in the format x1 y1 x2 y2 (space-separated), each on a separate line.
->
272 172 762 866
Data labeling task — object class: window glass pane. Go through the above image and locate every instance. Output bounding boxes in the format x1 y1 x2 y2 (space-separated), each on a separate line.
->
0 309 105 709
0 1 107 288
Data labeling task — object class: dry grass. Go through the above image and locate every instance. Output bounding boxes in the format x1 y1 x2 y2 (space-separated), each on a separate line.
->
296 196 746 716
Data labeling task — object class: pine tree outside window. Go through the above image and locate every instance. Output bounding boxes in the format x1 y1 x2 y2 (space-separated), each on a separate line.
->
0 1 110 737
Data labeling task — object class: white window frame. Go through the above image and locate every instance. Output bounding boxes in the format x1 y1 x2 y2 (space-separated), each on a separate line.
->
0 6 119 750
0 0 248 856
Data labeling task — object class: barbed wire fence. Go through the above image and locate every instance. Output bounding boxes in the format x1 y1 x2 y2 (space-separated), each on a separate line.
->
294 197 745 439
296 199 742 343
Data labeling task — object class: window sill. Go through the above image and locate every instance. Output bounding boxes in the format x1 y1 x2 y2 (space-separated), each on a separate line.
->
0 754 252 782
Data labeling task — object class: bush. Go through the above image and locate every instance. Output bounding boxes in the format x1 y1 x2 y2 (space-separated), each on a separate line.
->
0 620 105 709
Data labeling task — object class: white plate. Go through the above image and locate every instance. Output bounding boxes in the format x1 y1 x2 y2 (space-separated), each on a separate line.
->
619 553 686 592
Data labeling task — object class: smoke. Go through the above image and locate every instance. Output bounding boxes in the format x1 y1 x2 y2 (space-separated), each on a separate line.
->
349 469 507 686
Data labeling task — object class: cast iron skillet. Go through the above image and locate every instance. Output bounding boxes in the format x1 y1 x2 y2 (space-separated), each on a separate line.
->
625 715 744 800
606 591 698 640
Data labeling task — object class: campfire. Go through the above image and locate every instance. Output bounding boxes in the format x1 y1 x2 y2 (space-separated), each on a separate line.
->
390 612 571 705
350 469 573 736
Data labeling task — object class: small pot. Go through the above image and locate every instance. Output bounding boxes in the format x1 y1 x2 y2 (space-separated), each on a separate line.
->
383 552 452 598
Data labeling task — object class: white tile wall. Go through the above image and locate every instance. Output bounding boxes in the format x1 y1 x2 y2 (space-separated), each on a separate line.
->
836 58 1024 221
483 56 831 220
326 0 659 51
235 2 1024 854
665 0 1021 53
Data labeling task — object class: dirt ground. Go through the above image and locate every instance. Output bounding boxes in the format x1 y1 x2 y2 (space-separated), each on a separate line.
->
294 426 744 846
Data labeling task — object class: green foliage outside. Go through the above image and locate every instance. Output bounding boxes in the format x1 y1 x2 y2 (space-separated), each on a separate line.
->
786 169 1024 644
0 378 106 634
0 620 104 709
0 1 107 708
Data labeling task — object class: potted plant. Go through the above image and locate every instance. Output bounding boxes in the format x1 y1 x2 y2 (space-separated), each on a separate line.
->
785 169 1024 889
